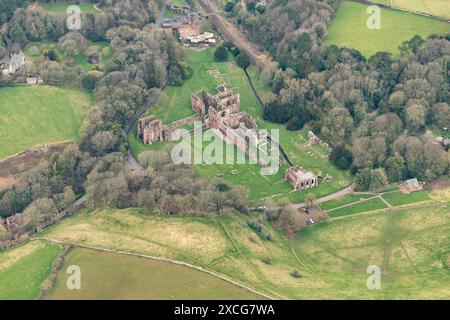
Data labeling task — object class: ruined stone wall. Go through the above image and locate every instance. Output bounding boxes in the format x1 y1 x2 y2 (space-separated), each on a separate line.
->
191 93 205 116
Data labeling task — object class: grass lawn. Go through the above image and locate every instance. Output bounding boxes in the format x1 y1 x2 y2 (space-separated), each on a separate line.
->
133 48 352 203
319 194 373 211
325 1 450 57
0 241 63 299
373 0 450 19
0 86 93 160
382 190 430 206
45 247 262 300
328 197 388 217
37 205 450 299
192 131 291 203
149 48 258 124
38 1 98 14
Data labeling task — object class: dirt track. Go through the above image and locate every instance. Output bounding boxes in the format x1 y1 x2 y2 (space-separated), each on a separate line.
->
197 0 272 68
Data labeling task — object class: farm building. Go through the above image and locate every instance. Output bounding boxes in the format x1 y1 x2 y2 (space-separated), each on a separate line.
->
166 3 190 15
401 178 422 192
186 32 216 47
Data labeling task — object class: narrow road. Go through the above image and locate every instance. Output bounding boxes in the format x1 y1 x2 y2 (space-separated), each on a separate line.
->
156 0 167 26
293 184 355 209
197 0 271 68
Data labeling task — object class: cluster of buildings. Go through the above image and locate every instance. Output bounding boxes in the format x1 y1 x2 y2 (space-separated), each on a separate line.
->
161 2 216 47
0 49 44 85
137 85 318 191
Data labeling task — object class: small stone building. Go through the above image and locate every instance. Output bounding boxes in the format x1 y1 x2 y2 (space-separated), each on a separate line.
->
137 115 164 144
26 77 44 85
401 178 422 192
285 166 318 191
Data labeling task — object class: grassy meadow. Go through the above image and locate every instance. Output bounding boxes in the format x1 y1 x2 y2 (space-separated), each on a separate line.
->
0 86 93 160
46 247 262 300
374 0 450 19
38 1 98 14
0 241 63 299
293 204 450 299
382 190 430 206
328 197 388 217
325 1 450 57
36 204 450 299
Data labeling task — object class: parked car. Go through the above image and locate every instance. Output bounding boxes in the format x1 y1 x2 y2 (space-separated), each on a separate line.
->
307 218 315 225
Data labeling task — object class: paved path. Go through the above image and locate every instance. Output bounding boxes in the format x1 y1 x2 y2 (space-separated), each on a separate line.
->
293 184 355 209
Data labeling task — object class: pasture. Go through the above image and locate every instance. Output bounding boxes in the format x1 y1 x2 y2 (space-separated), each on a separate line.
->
0 86 92 160
374 0 450 19
0 241 63 299
46 247 262 300
325 1 450 57
38 1 98 14
292 204 450 299
38 205 450 299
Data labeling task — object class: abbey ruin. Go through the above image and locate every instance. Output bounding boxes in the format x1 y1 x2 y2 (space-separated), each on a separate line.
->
137 85 318 191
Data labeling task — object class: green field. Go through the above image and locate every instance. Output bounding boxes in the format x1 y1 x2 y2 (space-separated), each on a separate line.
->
0 241 63 299
319 194 373 211
325 1 450 57
374 0 450 19
0 86 93 160
38 1 98 14
382 190 430 206
133 48 352 203
293 204 450 299
46 247 262 299
37 205 450 299
328 197 388 217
